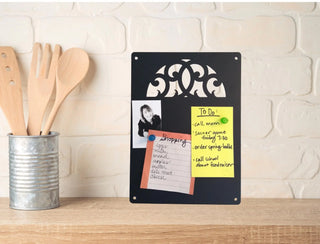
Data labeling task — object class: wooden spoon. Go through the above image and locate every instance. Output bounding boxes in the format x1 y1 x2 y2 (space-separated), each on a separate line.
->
27 43 61 136
0 47 27 135
41 48 89 135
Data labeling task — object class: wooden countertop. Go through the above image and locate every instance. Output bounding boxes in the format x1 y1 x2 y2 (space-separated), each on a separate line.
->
0 198 319 243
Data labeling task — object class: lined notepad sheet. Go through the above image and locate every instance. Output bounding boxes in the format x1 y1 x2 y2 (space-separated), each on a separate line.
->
140 130 195 195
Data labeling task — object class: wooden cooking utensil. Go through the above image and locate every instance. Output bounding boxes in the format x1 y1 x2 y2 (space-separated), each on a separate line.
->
27 43 61 136
0 47 27 135
41 48 89 135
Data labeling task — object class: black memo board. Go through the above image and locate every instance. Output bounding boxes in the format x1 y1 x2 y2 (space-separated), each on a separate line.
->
130 52 241 204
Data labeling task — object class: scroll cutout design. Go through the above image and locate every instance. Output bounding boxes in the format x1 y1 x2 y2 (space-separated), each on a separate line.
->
146 59 226 98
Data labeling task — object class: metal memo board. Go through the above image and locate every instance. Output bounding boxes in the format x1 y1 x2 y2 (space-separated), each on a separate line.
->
130 52 241 204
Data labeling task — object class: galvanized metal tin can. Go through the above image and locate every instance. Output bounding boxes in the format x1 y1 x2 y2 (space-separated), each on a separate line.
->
9 132 59 210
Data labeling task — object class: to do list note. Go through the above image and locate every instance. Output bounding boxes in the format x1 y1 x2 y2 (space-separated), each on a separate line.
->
191 106 234 178
140 130 195 195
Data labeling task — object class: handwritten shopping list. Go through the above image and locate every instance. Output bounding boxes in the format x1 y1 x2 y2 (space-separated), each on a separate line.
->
140 130 195 195
191 106 234 178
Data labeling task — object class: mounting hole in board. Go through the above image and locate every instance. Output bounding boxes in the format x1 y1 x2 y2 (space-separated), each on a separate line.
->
234 197 238 202
133 196 137 200
134 56 139 61
9 80 15 86
1 53 6 58
5 66 11 71
234 56 239 61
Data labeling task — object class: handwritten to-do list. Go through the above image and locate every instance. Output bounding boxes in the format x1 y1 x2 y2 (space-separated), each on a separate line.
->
191 106 234 178
140 130 195 195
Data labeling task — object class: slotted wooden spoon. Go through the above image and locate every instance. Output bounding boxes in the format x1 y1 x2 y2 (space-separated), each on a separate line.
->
42 48 89 135
0 47 27 135
27 43 61 136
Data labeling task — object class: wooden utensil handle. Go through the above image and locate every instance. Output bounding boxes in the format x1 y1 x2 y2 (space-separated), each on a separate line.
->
41 102 61 135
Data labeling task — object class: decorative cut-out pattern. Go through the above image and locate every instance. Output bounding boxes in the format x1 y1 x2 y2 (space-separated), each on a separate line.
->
146 59 226 98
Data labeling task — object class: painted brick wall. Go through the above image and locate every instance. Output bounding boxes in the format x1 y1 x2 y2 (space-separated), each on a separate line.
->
0 2 319 198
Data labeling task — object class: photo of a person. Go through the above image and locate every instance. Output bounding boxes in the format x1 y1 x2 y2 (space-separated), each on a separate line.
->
138 104 161 137
132 100 162 148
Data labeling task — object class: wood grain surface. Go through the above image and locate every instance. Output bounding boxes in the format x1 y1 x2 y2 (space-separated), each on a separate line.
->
0 198 319 243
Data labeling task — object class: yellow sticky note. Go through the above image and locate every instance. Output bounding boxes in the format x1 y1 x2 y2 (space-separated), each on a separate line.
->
191 106 234 178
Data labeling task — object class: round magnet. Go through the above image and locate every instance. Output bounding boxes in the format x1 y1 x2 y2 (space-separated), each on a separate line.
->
148 134 156 141
220 117 228 124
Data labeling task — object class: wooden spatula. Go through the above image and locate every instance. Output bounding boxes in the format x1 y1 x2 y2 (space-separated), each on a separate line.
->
27 43 61 136
0 47 27 135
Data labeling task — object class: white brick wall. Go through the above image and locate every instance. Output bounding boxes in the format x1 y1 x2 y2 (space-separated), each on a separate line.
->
129 17 202 51
205 16 296 54
0 2 319 198
0 16 33 53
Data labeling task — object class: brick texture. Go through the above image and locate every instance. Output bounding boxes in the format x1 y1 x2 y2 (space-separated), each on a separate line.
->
82 55 130 97
140 3 170 12
36 17 126 54
77 2 122 14
76 140 129 178
222 2 315 12
242 179 293 198
243 56 312 95
300 16 320 56
288 148 320 179
130 17 202 51
50 98 130 136
0 3 73 14
242 96 272 138
270 3 315 12
0 16 33 53
242 143 302 179
276 99 320 137
205 16 296 53
175 2 216 13
0 3 319 198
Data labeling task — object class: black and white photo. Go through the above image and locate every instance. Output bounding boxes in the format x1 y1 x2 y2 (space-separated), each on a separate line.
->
132 100 162 148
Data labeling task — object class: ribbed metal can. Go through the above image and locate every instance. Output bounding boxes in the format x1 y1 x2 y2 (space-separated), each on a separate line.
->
9 132 59 210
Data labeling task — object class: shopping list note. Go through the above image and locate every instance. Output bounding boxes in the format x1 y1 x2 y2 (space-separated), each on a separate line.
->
191 106 234 178
140 130 195 195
